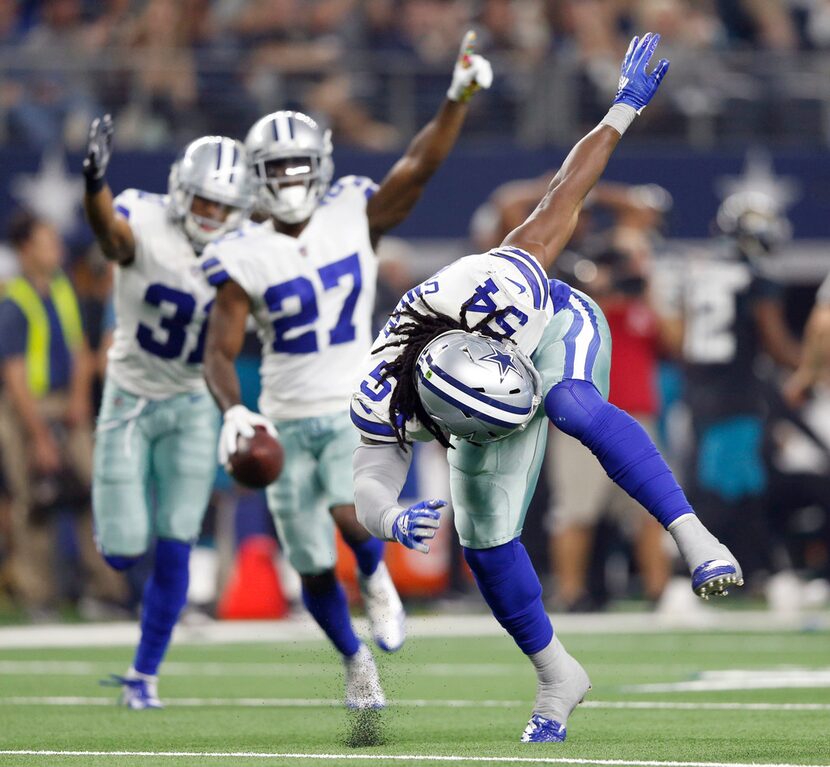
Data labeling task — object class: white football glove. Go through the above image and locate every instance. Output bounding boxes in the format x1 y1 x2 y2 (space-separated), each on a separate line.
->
447 30 493 103
219 404 279 466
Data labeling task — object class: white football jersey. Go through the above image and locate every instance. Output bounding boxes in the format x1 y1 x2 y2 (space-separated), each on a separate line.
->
202 175 380 420
106 189 215 399
351 246 554 443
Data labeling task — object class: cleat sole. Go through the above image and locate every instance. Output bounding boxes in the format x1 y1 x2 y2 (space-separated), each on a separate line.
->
692 560 743 599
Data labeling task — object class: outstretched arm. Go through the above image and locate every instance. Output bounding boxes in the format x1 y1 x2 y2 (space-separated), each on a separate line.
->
366 31 492 243
503 33 670 270
82 115 136 265
204 280 277 464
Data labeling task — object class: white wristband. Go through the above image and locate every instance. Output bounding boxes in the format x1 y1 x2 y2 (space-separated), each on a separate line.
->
600 103 638 136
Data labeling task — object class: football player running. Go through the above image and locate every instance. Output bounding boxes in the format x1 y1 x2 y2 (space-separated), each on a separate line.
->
202 33 492 709
83 117 254 709
351 34 743 741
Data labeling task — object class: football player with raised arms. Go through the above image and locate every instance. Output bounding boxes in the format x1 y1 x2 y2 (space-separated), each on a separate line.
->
83 118 254 709
350 34 743 741
202 33 492 708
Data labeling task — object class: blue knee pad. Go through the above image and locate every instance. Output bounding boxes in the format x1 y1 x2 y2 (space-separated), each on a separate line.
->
545 379 691 527
463 539 553 655
104 554 142 571
133 538 191 677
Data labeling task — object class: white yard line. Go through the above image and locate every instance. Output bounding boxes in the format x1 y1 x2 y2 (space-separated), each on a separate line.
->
625 668 830 692
0 750 827 767
0 612 828 649
1 696 829 712
2 660 817 678
0 660 526 677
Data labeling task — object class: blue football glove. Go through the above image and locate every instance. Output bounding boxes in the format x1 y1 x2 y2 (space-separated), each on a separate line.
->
613 32 670 113
392 499 446 554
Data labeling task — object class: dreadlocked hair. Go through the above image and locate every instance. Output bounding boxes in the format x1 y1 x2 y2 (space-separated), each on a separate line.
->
375 297 516 449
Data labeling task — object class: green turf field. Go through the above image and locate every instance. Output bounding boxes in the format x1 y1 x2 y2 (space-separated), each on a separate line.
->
0 625 829 766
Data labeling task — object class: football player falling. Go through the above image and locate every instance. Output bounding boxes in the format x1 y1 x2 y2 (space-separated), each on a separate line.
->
203 32 492 709
350 33 743 742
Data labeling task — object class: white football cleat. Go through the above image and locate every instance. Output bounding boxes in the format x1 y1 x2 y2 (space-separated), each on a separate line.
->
523 645 591 743
668 514 744 599
344 644 386 710
358 561 406 653
105 670 163 710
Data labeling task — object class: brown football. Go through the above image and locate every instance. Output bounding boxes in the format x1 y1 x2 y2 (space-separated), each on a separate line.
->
228 425 284 488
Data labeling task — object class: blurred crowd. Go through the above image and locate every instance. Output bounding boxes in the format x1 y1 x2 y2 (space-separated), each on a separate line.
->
4 0 830 150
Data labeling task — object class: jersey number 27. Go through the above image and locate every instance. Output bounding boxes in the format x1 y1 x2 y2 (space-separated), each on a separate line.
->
265 253 361 354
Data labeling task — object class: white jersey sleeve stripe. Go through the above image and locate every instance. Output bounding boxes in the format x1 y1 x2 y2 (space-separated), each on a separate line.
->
491 250 545 310
350 402 398 441
201 256 231 287
501 246 550 307
504 247 549 293
562 292 602 381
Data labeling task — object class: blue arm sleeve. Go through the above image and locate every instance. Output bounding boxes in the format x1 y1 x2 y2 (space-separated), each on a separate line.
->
545 378 692 528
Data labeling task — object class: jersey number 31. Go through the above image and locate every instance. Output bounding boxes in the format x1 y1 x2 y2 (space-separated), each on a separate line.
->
136 284 211 364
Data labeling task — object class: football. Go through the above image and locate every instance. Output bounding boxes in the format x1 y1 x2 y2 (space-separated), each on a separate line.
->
227 426 284 488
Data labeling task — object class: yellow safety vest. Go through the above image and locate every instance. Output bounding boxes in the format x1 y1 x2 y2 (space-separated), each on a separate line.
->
4 273 83 398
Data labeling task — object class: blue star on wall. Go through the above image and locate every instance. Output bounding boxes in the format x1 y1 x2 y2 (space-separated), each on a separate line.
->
10 150 84 236
478 346 519 382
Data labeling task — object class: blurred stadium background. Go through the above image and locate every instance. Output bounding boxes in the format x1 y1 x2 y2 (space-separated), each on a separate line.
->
2 1 830 765
1 0 830 639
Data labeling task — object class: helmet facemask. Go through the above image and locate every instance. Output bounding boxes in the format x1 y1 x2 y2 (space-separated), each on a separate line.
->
168 136 253 252
181 192 247 249
244 111 334 226
254 155 330 225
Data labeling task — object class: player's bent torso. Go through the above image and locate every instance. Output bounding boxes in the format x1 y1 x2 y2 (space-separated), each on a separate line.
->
351 246 554 443
204 176 379 421
106 189 215 399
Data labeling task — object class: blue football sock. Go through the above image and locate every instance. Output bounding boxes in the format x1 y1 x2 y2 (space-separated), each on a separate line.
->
104 554 142 571
463 539 553 655
346 536 384 577
302 576 361 658
133 539 190 677
545 379 692 528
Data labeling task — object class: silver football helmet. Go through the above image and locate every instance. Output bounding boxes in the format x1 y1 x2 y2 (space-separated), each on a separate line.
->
168 136 253 249
415 330 542 444
244 110 334 225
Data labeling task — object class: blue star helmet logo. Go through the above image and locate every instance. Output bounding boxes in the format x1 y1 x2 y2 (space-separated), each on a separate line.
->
478 345 519 382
